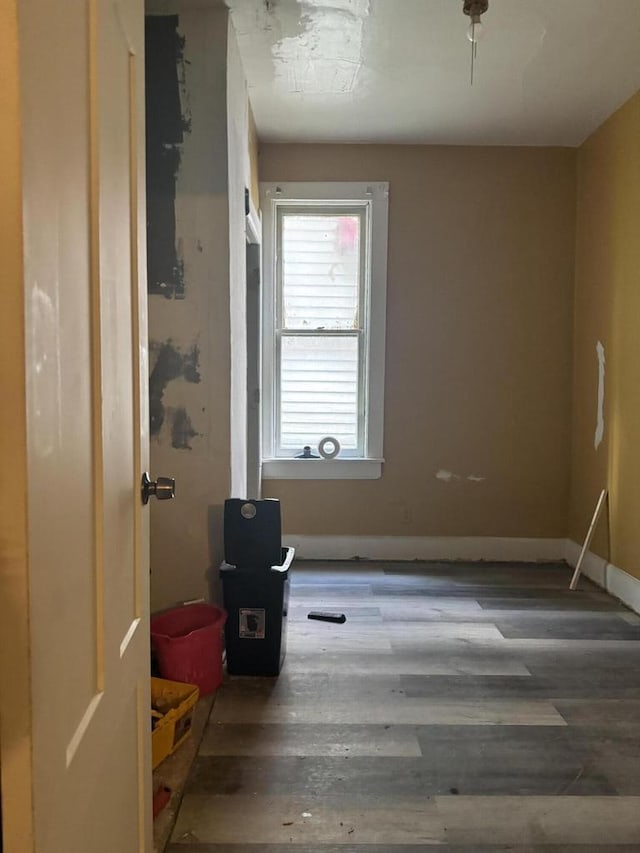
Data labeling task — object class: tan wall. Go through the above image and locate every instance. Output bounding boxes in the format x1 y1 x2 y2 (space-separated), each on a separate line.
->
248 104 260 211
570 90 640 577
147 7 255 610
148 8 232 611
260 144 576 538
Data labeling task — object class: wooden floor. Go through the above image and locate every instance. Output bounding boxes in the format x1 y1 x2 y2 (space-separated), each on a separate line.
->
168 561 640 851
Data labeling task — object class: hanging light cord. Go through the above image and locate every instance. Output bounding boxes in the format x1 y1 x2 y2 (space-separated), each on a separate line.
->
463 0 488 85
470 22 476 84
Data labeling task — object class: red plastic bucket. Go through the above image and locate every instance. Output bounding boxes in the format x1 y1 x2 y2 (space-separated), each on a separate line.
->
151 603 227 695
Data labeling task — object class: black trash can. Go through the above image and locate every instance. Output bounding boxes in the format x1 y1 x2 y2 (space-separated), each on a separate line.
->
224 497 282 569
220 546 294 676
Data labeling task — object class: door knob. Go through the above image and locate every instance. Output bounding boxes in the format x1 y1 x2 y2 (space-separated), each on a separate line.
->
141 472 176 505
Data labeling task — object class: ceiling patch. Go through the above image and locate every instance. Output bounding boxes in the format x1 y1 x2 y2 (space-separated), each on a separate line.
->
271 0 369 95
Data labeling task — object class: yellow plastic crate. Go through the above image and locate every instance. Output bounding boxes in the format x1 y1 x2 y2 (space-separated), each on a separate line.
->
151 676 199 769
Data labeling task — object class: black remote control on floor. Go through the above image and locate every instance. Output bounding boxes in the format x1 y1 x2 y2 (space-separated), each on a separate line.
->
307 611 347 623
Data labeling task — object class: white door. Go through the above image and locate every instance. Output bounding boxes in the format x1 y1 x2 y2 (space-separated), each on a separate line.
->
0 0 156 850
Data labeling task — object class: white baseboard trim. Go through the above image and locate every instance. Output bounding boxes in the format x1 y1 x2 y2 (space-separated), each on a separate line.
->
285 535 567 563
564 539 640 615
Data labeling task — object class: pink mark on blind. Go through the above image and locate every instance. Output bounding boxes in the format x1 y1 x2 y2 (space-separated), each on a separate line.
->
337 217 358 252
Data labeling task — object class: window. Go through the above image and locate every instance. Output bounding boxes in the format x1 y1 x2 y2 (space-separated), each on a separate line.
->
261 182 389 479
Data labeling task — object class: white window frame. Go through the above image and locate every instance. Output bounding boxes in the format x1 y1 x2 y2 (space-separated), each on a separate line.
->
260 181 389 480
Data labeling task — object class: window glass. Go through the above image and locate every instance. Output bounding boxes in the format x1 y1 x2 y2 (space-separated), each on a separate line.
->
281 214 361 331
279 335 359 450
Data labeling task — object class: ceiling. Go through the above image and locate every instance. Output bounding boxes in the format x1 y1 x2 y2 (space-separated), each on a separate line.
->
226 0 640 146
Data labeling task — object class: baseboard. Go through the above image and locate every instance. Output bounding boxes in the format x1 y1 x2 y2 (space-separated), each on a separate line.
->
285 535 567 563
564 539 640 615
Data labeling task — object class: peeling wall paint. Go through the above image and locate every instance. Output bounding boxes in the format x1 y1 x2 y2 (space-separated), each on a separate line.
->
145 15 188 298
149 340 201 437
594 340 605 450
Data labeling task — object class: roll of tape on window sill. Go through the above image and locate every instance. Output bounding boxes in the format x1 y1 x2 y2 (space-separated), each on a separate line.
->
318 437 340 459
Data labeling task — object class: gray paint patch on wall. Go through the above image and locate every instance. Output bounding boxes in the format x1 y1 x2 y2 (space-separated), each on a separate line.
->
149 340 201 438
170 407 200 450
145 15 188 298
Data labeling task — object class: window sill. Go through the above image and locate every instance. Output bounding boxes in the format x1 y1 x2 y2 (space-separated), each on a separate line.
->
262 458 384 480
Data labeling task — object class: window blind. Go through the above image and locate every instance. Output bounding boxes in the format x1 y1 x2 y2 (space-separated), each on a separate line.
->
278 213 362 452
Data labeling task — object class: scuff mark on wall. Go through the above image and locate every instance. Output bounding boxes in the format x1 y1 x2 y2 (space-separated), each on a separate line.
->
595 340 605 450
436 469 460 482
145 15 189 298
436 469 486 483
149 340 201 437
170 407 200 450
